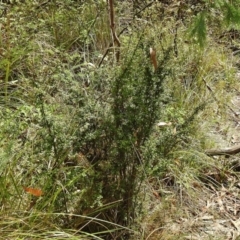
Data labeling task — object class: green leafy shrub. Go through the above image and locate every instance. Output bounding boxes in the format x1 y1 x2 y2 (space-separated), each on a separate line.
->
1 1 240 239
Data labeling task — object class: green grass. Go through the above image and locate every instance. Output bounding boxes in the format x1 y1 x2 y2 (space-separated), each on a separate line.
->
0 1 240 239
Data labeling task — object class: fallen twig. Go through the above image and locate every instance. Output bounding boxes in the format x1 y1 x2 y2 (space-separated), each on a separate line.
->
205 144 240 156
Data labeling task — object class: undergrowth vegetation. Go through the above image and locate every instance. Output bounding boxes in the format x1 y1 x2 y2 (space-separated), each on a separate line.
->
1 0 240 239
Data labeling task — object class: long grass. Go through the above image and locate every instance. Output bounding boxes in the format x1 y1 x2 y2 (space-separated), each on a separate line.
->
0 1 239 239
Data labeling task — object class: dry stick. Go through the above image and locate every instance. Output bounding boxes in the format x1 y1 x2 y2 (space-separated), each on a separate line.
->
205 144 240 156
98 29 123 67
98 1 155 67
36 0 51 9
108 0 121 63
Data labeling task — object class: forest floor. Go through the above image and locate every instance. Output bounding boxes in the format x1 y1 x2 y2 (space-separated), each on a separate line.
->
173 92 240 239
143 78 240 240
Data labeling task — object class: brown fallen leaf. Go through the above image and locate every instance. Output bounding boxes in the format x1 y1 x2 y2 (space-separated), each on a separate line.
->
150 47 157 72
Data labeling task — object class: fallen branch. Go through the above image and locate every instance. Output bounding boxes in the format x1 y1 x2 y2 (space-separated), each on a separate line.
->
205 144 240 156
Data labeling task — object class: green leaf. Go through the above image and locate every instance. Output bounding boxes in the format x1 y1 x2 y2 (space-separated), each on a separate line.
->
223 2 240 27
189 12 207 48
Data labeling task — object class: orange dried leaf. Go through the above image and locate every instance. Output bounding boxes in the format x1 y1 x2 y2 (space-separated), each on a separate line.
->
23 187 43 197
150 47 157 72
